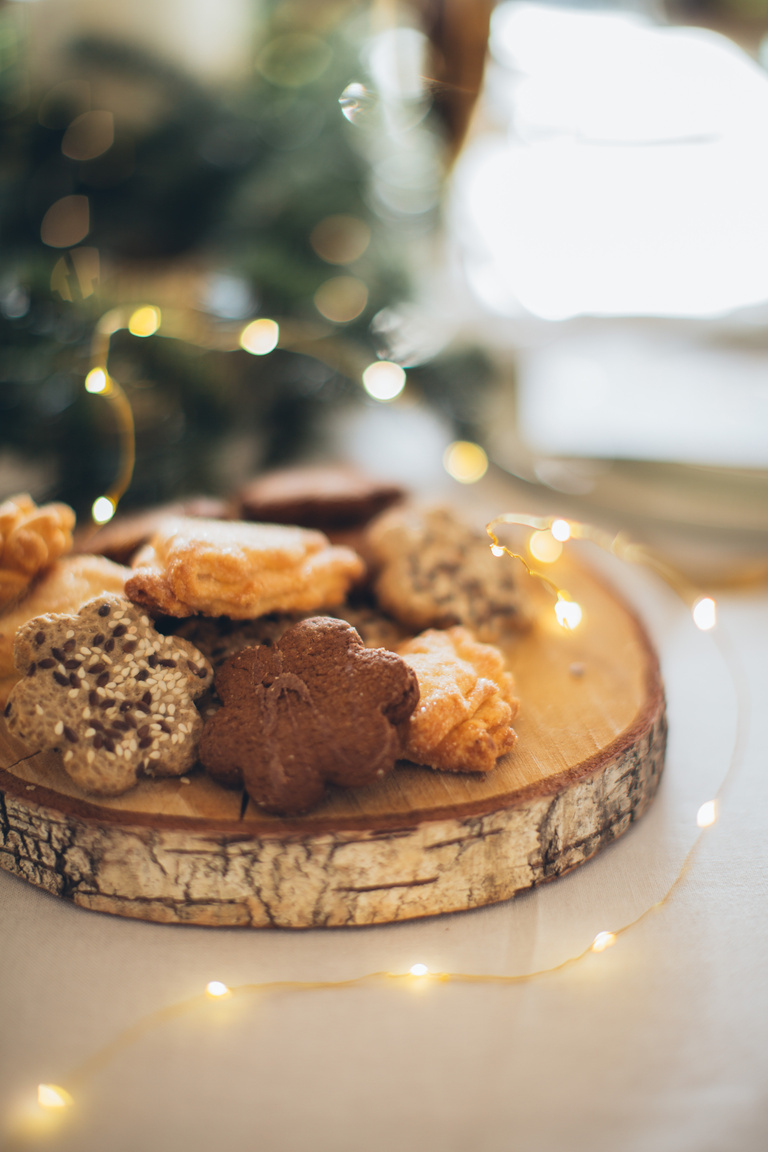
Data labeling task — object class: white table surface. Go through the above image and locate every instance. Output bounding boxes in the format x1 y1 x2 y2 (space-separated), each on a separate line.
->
1 545 767 1152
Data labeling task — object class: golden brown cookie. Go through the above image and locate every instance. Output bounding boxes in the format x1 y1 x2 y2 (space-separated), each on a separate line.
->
367 505 532 643
200 617 419 813
5 594 212 796
125 518 365 619
0 493 76 610
0 554 130 702
397 626 519 773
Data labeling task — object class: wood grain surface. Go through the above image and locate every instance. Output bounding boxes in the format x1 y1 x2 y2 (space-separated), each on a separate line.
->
0 555 666 927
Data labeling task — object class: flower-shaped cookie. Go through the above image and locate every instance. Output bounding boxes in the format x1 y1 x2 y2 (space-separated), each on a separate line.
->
0 493 75 610
200 617 420 813
397 627 519 773
4 594 213 795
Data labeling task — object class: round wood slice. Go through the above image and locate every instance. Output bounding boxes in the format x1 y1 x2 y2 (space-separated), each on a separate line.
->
0 556 666 928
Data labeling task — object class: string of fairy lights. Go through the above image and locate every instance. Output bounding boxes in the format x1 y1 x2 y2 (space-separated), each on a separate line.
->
2 311 740 1147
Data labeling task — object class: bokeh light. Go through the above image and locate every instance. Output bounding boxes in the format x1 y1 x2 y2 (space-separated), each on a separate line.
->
128 306 161 338
92 496 116 524
692 596 716 631
40 196 89 248
84 368 109 394
37 1085 72 1109
61 110 114 161
528 529 562 563
362 360 406 402
310 215 371 264
443 441 488 484
314 276 368 323
239 318 279 355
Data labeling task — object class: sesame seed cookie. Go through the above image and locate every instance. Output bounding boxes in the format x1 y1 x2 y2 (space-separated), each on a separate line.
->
124 517 365 619
0 554 131 703
4 594 213 796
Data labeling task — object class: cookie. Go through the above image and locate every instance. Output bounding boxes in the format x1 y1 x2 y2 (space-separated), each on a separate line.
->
199 616 419 813
0 493 76 610
238 464 404 530
0 554 130 702
367 505 532 642
125 517 365 620
4 593 213 795
73 496 233 564
397 627 519 773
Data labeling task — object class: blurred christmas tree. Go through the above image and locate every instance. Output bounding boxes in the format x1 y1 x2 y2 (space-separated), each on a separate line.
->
0 0 490 519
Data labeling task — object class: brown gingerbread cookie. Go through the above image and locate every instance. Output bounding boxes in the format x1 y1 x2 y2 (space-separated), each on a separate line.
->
238 464 404 530
199 616 419 813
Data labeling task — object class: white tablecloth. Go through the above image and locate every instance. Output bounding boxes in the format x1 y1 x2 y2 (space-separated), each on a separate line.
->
2 550 767 1152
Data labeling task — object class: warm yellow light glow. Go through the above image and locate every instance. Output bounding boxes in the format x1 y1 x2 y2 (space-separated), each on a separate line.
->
362 360 406 402
128 306 161 338
91 496 115 525
591 931 616 953
697 800 717 828
409 964 429 976
443 441 489 484
206 980 231 998
551 518 571 542
314 276 368 323
528 529 563 564
692 596 716 631
490 544 505 558
555 598 582 630
240 318 280 355
37 1085 72 1109
84 367 109 394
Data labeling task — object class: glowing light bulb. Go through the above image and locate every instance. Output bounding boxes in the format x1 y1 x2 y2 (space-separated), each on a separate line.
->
362 360 405 402
84 367 109 394
555 598 582 630
697 800 717 828
591 931 616 953
692 596 716 631
206 981 231 998
91 496 115 525
409 963 429 976
240 318 280 355
490 544 505 558
443 441 488 484
551 519 571 542
37 1085 72 1109
128 305 161 338
528 529 562 564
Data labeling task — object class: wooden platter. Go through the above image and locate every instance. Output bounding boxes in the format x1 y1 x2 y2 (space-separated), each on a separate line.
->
0 555 666 928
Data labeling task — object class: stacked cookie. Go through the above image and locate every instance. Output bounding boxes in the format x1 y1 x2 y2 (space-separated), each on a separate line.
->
2 467 529 814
